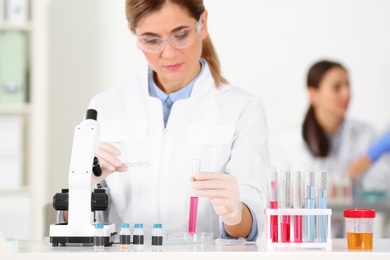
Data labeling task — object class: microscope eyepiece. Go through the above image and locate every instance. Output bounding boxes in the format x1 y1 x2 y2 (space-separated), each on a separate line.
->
86 109 98 121
93 157 102 177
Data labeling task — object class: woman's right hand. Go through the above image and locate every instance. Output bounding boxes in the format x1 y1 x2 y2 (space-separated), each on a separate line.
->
92 142 128 185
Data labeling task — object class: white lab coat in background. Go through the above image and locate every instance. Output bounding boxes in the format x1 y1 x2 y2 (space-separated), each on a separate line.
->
360 125 390 193
88 63 270 239
280 121 390 238
279 119 377 187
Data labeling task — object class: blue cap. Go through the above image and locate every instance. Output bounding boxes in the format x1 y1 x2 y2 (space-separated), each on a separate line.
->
134 223 143 228
153 224 162 228
95 223 104 229
121 223 130 229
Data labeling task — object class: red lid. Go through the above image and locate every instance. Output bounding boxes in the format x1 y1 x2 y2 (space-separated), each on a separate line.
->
344 209 376 218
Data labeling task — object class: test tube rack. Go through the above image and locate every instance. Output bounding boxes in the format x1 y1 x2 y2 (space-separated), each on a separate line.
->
264 208 332 251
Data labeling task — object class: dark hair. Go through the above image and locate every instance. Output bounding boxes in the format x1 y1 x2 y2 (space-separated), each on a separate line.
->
125 0 228 87
302 60 346 157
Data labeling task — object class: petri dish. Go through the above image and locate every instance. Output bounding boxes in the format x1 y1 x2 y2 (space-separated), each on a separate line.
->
358 190 387 203
166 232 214 243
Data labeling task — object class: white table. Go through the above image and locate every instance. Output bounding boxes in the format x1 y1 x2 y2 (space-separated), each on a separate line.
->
1 239 390 260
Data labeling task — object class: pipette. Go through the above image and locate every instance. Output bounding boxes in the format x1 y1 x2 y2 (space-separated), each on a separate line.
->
269 167 278 242
188 159 200 235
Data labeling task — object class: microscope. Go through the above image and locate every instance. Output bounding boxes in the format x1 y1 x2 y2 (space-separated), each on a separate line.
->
49 109 116 246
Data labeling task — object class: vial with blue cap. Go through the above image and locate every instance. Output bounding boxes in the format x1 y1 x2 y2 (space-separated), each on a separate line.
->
152 223 163 246
119 223 131 250
94 223 105 249
133 223 144 245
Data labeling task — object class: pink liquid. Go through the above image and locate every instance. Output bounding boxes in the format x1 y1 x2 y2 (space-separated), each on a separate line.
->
331 182 337 199
188 196 198 235
294 215 302 242
281 216 290 242
344 185 350 198
270 201 278 242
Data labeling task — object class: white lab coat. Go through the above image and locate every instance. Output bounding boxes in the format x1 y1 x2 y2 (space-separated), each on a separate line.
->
279 119 377 187
88 63 270 239
360 126 390 192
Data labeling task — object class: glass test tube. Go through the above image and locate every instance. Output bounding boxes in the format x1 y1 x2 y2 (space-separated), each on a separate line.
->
317 171 327 242
343 176 351 204
281 171 291 242
294 171 303 242
269 167 278 242
304 171 315 242
188 159 200 235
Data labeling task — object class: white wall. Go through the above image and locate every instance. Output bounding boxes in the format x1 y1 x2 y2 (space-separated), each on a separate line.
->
206 0 390 167
47 0 390 200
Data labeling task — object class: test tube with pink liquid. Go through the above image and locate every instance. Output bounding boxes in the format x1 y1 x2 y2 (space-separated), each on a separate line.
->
269 167 278 242
281 171 291 242
188 159 201 235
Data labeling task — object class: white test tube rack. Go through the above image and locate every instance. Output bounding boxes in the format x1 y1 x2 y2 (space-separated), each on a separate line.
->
264 208 332 251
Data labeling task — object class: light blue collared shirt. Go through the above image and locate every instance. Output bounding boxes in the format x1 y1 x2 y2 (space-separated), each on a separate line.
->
147 59 258 241
148 59 206 126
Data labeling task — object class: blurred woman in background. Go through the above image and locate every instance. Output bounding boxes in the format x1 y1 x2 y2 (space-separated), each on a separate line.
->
279 60 378 195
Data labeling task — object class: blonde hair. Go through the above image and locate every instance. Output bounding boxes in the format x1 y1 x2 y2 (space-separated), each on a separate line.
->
125 0 228 87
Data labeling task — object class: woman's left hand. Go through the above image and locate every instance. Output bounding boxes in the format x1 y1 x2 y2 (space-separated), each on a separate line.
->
192 172 242 226
347 154 372 181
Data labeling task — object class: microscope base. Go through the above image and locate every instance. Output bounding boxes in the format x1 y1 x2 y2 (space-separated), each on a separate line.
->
49 223 116 247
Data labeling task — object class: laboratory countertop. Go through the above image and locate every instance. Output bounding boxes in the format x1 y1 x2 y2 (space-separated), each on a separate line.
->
1 239 390 260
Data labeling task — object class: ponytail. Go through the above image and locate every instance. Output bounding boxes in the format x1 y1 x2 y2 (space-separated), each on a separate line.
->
302 105 330 157
201 35 228 87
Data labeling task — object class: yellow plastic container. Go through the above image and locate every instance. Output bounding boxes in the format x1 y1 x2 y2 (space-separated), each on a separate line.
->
344 209 375 251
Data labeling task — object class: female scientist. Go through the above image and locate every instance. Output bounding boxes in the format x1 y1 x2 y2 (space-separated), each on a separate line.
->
86 0 269 240
279 60 377 190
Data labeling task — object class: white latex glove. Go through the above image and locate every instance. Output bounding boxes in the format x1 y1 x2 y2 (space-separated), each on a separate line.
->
192 172 242 226
93 142 128 185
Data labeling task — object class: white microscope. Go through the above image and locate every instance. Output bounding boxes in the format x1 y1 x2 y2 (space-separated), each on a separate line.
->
49 109 116 246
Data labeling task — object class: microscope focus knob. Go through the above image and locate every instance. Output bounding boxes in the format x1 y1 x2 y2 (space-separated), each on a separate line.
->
53 189 69 211
91 189 109 211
